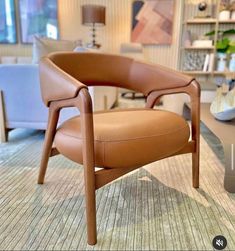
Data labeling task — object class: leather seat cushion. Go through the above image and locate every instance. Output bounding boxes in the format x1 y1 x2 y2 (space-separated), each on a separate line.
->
54 109 190 169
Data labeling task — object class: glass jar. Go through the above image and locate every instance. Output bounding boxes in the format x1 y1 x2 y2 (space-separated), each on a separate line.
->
217 53 227 72
229 53 235 72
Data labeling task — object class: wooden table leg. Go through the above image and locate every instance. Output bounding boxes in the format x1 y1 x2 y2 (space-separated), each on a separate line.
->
0 91 7 143
223 143 235 193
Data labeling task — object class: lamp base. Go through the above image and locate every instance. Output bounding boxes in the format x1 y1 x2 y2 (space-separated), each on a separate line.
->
87 42 101 49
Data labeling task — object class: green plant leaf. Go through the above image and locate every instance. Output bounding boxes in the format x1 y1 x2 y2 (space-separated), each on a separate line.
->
223 29 235 35
216 37 230 53
228 43 235 54
205 30 216 36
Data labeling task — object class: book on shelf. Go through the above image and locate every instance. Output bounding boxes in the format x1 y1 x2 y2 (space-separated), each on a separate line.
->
203 54 210 72
208 53 214 72
203 53 214 72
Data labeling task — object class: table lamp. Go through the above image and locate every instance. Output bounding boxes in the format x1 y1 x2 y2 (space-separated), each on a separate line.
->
82 4 106 48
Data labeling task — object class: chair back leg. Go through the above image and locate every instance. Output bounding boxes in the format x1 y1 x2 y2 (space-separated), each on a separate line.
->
38 106 59 184
191 81 200 188
80 111 97 245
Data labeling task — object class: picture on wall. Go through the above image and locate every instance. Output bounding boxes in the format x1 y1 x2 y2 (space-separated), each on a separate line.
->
131 0 175 45
19 0 59 44
0 0 17 44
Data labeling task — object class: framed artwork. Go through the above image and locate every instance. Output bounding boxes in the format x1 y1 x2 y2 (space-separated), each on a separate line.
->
19 0 59 44
131 0 175 45
0 0 17 44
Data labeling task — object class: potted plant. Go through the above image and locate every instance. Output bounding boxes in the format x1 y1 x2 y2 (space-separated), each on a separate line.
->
205 29 235 71
219 2 230 20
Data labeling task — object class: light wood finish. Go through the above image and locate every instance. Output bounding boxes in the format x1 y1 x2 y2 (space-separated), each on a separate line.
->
219 20 235 23
182 71 212 75
0 91 6 143
185 18 217 24
183 46 215 50
183 71 235 76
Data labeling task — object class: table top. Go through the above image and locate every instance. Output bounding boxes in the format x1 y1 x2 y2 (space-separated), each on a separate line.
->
200 103 235 144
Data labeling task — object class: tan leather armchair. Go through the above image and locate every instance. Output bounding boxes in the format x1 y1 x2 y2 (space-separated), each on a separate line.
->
38 52 200 245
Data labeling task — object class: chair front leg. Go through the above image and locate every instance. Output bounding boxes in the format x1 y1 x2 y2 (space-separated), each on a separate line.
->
146 80 201 188
79 90 97 245
38 104 59 184
190 81 200 188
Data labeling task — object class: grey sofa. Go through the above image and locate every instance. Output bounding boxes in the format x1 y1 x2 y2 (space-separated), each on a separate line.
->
0 64 117 142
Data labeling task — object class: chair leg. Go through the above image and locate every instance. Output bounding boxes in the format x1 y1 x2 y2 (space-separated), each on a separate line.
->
38 108 59 184
192 151 199 188
0 90 7 143
84 169 97 245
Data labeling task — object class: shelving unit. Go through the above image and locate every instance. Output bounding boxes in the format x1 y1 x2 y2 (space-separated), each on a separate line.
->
179 0 235 98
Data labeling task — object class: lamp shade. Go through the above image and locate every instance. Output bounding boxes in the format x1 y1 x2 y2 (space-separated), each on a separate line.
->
82 5 106 26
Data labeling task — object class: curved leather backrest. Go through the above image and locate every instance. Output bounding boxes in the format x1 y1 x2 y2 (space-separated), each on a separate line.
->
40 52 194 106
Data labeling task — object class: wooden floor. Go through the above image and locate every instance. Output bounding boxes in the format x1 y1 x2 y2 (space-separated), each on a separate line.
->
0 126 235 250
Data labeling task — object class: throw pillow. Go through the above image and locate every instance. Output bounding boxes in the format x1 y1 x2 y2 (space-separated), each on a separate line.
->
1 56 17 64
32 36 82 64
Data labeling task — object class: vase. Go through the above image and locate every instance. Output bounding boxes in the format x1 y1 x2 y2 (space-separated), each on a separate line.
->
231 10 235 20
217 53 227 72
219 10 230 20
229 53 235 71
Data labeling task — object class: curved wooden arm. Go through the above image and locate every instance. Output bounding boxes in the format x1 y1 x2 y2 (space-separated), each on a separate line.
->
146 80 200 108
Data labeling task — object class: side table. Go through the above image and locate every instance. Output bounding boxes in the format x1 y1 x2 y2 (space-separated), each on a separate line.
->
201 103 235 193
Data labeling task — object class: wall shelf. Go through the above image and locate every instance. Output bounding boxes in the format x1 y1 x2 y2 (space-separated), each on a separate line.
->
182 46 215 50
182 71 212 75
218 20 235 24
182 71 235 76
185 18 217 24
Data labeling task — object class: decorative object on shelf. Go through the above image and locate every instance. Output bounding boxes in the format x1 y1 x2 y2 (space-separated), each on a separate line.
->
192 39 213 47
131 0 175 45
183 30 192 47
205 29 235 71
229 53 235 71
0 0 17 44
196 1 209 18
194 1 213 18
217 52 227 71
183 51 206 71
81 4 106 49
198 2 207 11
219 0 230 20
230 1 235 19
210 75 235 121
19 0 59 44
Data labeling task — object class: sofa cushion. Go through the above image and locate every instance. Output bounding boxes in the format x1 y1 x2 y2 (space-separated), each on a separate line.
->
1 56 17 64
32 36 82 64
54 109 190 169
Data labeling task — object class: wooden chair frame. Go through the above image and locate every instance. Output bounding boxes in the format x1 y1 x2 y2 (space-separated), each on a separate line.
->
37 78 200 245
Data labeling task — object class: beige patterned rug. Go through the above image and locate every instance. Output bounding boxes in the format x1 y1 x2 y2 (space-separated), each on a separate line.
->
0 128 235 250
